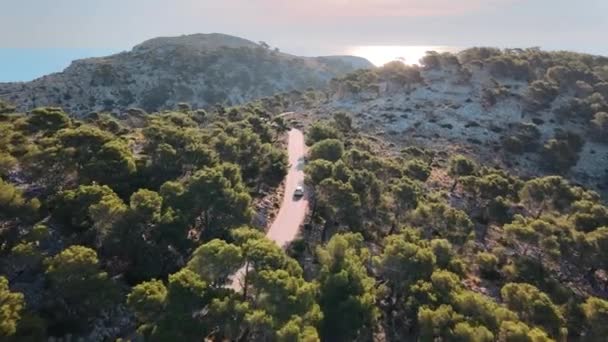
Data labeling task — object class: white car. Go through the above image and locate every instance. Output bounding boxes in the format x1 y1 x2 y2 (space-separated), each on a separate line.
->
294 186 304 197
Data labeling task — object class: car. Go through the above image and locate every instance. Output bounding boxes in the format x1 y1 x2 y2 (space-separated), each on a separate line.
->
294 186 304 197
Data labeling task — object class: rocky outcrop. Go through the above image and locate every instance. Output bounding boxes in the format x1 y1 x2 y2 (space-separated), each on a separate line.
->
0 33 372 116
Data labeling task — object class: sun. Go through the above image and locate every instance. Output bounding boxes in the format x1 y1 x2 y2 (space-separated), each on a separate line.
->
349 45 461 66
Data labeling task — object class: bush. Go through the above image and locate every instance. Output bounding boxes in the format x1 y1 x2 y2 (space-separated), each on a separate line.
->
525 81 559 111
309 139 344 162
477 252 499 279
403 159 431 181
590 112 608 142
502 123 541 153
541 131 584 172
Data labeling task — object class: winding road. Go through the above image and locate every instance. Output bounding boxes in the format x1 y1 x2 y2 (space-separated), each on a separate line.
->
230 127 309 288
266 128 309 247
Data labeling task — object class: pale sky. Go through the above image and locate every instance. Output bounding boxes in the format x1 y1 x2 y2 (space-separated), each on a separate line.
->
1 0 607 81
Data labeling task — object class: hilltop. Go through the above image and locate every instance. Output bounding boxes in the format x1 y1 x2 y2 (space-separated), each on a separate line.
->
290 48 608 195
0 33 372 116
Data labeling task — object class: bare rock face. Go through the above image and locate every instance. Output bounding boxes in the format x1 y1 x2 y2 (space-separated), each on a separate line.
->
0 33 372 116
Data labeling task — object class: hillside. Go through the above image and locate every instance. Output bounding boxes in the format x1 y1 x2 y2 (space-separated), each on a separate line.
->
0 33 372 116
292 48 608 196
1 47 608 342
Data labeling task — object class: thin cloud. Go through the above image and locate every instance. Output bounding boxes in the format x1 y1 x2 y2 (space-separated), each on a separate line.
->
232 0 520 17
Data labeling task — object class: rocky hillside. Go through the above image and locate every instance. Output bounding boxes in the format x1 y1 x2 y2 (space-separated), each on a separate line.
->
0 33 372 116
294 48 608 195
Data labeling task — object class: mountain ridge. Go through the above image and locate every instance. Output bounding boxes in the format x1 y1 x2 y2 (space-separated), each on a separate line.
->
0 33 373 115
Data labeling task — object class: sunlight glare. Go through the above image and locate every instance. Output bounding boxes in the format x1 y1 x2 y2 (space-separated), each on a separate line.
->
349 45 462 66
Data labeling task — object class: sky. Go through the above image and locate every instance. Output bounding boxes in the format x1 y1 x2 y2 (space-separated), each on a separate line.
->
1 0 607 81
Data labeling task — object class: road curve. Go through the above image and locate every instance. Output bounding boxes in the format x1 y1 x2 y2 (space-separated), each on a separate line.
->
265 128 309 247
230 128 308 289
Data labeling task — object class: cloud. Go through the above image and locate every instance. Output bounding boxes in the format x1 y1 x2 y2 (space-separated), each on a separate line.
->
230 0 519 17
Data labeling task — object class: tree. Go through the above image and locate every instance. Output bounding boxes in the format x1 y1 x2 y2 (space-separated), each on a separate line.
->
453 322 494 342
316 178 361 230
519 176 578 218
57 125 114 171
259 144 288 187
249 269 321 340
501 283 564 338
317 233 378 342
525 80 559 110
375 234 436 292
570 200 608 232
305 159 334 185
332 112 353 133
590 112 608 142
390 177 421 233
82 139 136 194
581 296 608 341
498 321 553 342
448 155 476 191
418 304 463 341
541 131 584 172
26 107 70 133
175 164 253 239
411 202 474 244
308 139 344 162
153 269 210 340
404 159 431 182
53 184 124 243
0 276 24 337
453 290 518 332
306 121 339 145
44 246 117 331
0 178 39 219
186 239 243 286
503 216 562 272
375 233 436 337
127 279 168 323
477 252 500 279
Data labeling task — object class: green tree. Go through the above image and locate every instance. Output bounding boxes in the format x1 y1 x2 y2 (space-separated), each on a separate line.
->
519 176 578 218
0 276 24 337
498 321 554 342
418 304 463 341
82 139 136 193
375 233 436 337
127 279 168 323
590 112 608 142
453 322 494 342
404 159 431 182
306 122 340 145
316 178 361 230
501 283 564 338
448 155 476 191
53 184 124 243
541 131 584 172
316 233 378 342
411 202 474 244
57 125 114 171
390 177 421 233
26 107 70 133
305 159 334 185
332 112 353 133
175 164 253 239
581 296 608 341
186 239 243 286
309 139 344 162
44 246 117 331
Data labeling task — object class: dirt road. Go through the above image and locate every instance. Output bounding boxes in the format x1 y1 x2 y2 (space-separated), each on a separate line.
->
265 128 309 247
230 128 308 289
